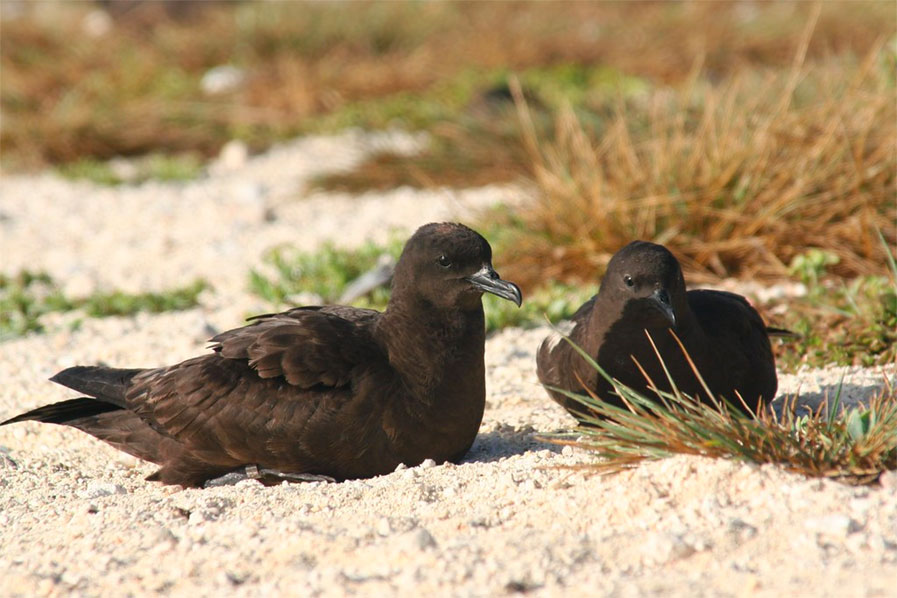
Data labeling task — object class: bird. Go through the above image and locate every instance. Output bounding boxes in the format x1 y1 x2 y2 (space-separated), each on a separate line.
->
2 223 522 488
536 240 780 419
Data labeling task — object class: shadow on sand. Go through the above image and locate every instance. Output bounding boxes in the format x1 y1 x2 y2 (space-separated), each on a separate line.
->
463 424 564 464
769 380 892 419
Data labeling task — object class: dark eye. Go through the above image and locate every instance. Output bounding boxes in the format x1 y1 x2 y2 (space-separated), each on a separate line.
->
623 275 634 287
437 254 452 269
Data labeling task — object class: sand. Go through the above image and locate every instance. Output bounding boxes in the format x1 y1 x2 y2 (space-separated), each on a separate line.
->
1 133 894 598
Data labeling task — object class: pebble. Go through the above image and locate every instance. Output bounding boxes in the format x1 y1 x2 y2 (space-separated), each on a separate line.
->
803 514 859 538
76 481 127 499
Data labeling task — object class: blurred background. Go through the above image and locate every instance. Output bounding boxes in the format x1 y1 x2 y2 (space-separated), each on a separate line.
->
1 0 895 367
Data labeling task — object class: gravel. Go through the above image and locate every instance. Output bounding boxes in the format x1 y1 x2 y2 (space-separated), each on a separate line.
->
1 132 895 597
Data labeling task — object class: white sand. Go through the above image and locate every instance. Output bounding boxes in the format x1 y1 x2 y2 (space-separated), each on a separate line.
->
1 134 894 597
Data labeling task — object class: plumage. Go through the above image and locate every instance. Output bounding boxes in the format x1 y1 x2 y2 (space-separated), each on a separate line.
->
537 241 779 419
3 223 522 487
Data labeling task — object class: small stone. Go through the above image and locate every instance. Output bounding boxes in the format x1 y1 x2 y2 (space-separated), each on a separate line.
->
804 514 859 539
419 459 437 469
376 517 392 536
216 140 249 171
878 470 897 489
77 481 127 499
201 65 245 95
81 9 112 38
561 445 574 456
641 533 696 564
405 527 437 550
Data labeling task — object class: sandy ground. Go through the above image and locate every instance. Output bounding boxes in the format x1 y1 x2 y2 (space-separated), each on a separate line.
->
1 134 895 598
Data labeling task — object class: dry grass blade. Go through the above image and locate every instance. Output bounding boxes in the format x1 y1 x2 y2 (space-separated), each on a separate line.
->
496 45 896 290
548 332 897 485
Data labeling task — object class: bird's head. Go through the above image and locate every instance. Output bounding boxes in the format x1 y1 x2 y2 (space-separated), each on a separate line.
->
392 222 522 312
601 240 686 328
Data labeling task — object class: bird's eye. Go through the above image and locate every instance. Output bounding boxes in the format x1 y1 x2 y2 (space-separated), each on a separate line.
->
437 254 452 269
623 275 634 287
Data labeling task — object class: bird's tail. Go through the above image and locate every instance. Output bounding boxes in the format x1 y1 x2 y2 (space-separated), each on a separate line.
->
50 366 144 405
2 366 170 466
1 397 170 466
766 326 801 339
1 397 121 426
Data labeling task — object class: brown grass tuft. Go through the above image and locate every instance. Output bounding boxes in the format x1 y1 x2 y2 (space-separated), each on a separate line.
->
3 1 893 169
496 45 896 290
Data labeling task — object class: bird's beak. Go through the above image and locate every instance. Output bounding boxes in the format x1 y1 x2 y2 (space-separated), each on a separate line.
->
651 288 676 327
465 266 522 307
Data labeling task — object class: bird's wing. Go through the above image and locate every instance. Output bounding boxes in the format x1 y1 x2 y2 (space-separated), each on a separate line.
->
120 307 385 465
688 290 766 338
210 306 381 388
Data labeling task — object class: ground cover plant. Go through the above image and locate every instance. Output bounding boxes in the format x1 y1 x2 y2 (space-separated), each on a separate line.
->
550 333 897 486
3 2 892 171
0 271 207 341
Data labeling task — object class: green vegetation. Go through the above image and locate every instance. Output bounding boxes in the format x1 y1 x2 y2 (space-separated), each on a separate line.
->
57 153 203 185
772 242 897 370
3 2 891 171
249 239 404 308
0 271 208 341
248 241 595 332
551 337 897 485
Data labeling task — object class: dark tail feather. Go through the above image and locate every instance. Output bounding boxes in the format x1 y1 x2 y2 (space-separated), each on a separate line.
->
766 327 801 339
50 366 144 405
2 397 175 467
1 398 123 426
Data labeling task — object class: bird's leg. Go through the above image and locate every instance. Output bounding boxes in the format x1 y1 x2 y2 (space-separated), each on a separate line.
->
203 465 336 488
252 466 338 485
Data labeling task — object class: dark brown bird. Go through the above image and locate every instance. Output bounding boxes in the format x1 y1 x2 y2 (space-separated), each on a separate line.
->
537 241 779 419
2 223 522 487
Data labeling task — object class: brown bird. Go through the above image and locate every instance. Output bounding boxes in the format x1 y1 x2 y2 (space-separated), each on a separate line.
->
2 223 522 487
537 241 780 419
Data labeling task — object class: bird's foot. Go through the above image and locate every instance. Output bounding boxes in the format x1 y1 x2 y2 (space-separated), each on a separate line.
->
204 465 337 488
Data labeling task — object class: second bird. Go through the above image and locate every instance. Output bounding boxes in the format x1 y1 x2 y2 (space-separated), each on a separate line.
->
537 241 779 419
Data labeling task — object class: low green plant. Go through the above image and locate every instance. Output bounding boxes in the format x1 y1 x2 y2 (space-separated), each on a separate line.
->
0 271 208 341
58 153 203 186
774 233 897 370
551 334 897 485
249 239 404 307
789 248 841 292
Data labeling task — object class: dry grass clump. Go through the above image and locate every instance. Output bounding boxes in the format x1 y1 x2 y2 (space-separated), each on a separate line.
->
2 1 893 169
496 42 896 290
552 336 897 485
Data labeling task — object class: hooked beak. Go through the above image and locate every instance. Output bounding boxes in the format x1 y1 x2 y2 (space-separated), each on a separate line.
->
651 288 676 327
465 266 522 307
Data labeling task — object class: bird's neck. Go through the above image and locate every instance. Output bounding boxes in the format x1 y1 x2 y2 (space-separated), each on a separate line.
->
377 298 486 397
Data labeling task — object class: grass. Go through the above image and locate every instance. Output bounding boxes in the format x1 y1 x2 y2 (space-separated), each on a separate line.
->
0 271 208 341
3 2 892 172
551 332 897 485
249 239 405 307
772 248 897 370
490 44 896 291
57 152 203 185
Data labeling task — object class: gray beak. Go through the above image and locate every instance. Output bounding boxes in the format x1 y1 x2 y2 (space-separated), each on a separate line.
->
651 288 676 327
465 266 522 307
